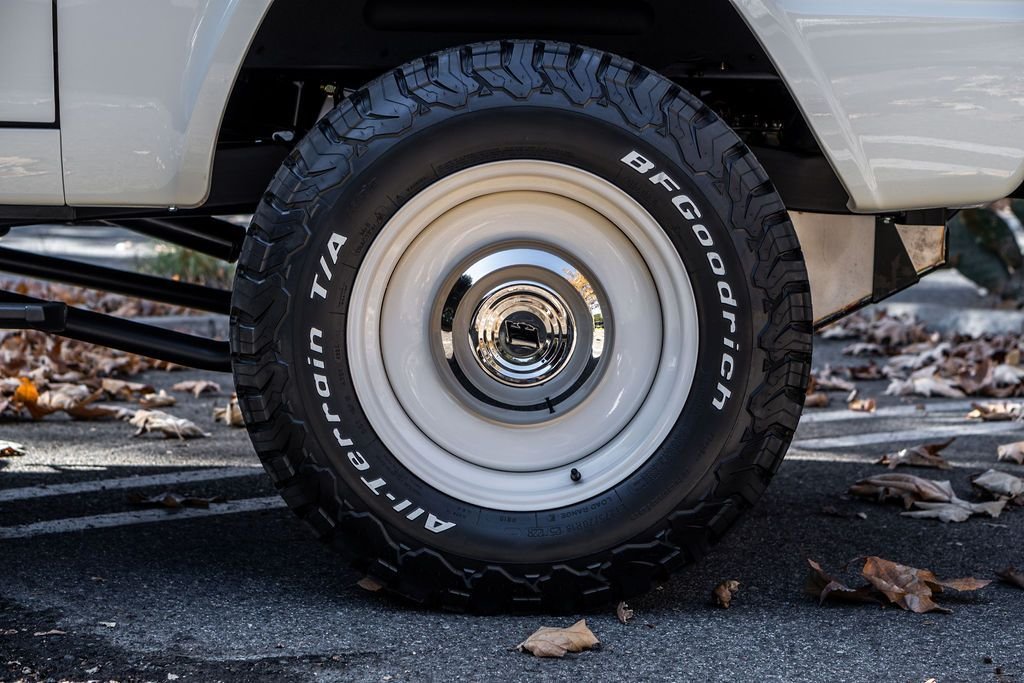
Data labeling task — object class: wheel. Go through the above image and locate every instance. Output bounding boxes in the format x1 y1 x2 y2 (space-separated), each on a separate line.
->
231 40 812 612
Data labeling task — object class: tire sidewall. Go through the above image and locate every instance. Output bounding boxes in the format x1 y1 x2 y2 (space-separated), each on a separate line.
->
275 99 759 565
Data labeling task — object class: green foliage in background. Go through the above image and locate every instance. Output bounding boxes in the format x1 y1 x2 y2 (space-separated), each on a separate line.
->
141 242 235 289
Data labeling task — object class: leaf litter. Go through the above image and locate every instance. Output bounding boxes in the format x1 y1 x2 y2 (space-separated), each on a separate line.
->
876 438 954 470
615 601 634 624
807 556 989 613
213 394 244 427
804 376 830 408
129 410 210 439
971 470 1024 505
139 389 176 408
849 472 1006 522
712 580 740 608
0 440 26 457
996 440 1024 463
0 280 241 437
171 379 221 398
821 310 1024 399
968 402 1024 421
848 394 877 413
517 620 600 658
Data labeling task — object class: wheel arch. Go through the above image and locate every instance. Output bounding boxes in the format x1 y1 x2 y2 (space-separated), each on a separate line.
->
56 0 273 207
210 0 850 214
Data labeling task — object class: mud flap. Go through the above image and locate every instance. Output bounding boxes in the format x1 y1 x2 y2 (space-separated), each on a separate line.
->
789 212 946 328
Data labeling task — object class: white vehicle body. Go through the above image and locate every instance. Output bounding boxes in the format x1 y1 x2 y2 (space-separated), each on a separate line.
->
736 0 1024 212
1 0 1022 212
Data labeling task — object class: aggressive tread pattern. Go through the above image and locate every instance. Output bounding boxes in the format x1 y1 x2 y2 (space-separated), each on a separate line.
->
231 40 812 612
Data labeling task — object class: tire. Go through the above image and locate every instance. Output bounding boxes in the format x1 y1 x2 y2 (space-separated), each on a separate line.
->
231 40 812 612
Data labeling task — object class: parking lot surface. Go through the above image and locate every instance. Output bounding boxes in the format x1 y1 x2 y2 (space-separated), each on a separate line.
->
2 270 1024 682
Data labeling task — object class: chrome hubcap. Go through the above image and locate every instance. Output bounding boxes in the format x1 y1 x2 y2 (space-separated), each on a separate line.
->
471 283 575 388
435 247 606 419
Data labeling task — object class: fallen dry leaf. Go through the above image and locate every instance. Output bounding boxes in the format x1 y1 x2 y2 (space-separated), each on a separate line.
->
100 378 154 401
884 345 951 378
846 362 884 381
357 576 384 592
805 559 882 606
517 619 600 658
13 376 38 405
902 498 1005 523
808 557 989 613
996 566 1024 589
19 383 127 421
968 402 1024 421
32 629 66 637
861 556 989 614
843 342 886 357
712 580 740 608
804 377 830 407
996 441 1024 464
876 438 954 470
850 472 1004 522
139 390 176 408
849 473 956 509
866 313 931 347
0 439 26 457
171 379 221 398
989 363 1024 393
885 374 965 399
819 318 863 340
129 410 210 439
127 492 224 509
615 601 634 624
954 358 994 396
213 394 244 427
805 392 830 408
971 469 1024 504
813 366 856 393
848 397 877 413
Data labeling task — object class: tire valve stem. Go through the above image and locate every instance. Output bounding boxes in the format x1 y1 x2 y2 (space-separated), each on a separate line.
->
570 468 582 483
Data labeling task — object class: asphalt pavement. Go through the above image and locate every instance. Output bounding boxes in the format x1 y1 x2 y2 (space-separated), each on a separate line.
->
2 269 1024 683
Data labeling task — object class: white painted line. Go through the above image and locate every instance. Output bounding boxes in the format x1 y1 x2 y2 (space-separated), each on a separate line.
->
0 496 286 540
785 450 1017 470
0 466 264 503
799 400 978 424
792 421 1024 451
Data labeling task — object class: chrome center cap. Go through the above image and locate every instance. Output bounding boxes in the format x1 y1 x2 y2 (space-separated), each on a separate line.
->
471 283 575 387
433 244 608 421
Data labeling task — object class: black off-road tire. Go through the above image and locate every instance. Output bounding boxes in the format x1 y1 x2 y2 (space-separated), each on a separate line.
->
230 40 812 612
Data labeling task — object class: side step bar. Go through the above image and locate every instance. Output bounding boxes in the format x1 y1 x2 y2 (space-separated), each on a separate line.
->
0 301 65 332
0 246 230 314
0 293 230 372
105 217 245 263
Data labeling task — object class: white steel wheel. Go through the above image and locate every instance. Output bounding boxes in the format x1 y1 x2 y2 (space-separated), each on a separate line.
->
348 160 699 510
233 39 813 612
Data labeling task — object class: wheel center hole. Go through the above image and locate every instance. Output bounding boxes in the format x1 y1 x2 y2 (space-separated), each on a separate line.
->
498 310 546 360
